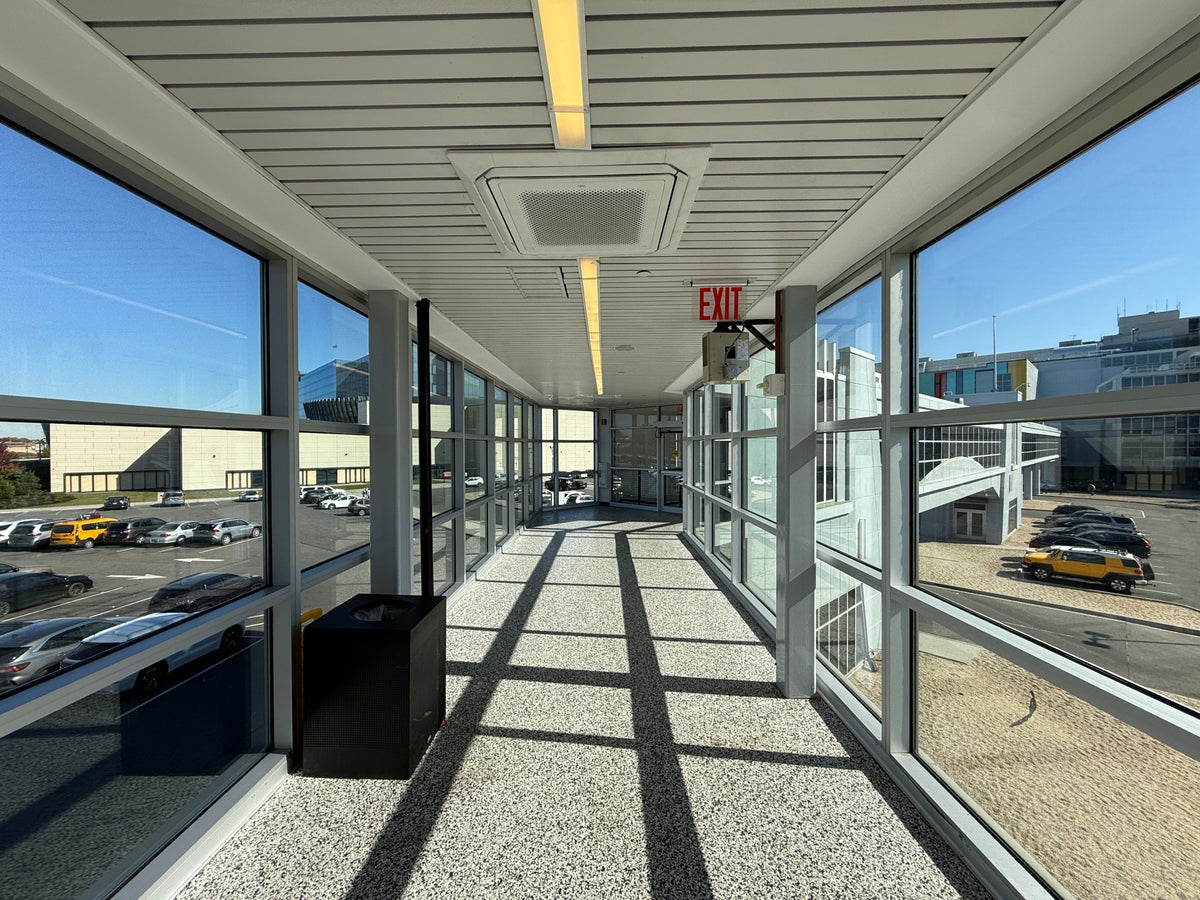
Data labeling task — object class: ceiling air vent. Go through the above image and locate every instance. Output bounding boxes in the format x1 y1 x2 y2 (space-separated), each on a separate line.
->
447 148 710 258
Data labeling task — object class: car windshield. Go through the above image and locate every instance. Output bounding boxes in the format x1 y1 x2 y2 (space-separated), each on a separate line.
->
65 643 113 663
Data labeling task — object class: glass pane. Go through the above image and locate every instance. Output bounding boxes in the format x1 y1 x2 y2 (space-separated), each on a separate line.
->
743 436 776 521
743 521 776 612
612 428 656 468
690 439 705 489
299 432 370 570
514 441 525 481
465 439 487 501
0 123 263 413
435 519 455 594
300 560 371 618
815 429 881 567
612 407 656 428
465 503 487 570
0 620 268 898
691 387 705 435
298 284 368 421
493 442 508 488
410 437 455 518
494 495 509 545
541 407 555 439
916 413 1198 711
713 384 733 433
0 422 267 695
464 370 487 435
744 348 777 431
658 403 684 426
431 352 453 432
917 616 1200 898
713 505 732 566
713 439 732 501
816 562 881 714
513 397 523 438
494 386 508 437
816 279 882 421
917 84 1200 405
558 409 594 439
690 496 706 543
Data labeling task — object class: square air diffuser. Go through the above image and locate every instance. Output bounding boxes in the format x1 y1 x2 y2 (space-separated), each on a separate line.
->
447 147 710 258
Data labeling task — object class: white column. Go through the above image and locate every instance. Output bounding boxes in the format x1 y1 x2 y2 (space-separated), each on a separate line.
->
776 285 817 698
368 290 414 595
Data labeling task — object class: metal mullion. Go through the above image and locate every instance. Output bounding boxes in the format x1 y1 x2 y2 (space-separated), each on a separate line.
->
0 393 287 433
894 381 1198 430
882 249 915 757
0 585 286 738
265 255 300 757
297 420 369 436
894 583 1200 764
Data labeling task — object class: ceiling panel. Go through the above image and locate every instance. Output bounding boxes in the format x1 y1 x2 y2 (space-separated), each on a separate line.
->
54 0 1065 407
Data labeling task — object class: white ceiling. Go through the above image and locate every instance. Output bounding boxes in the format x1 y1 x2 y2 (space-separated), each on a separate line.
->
8 0 1199 408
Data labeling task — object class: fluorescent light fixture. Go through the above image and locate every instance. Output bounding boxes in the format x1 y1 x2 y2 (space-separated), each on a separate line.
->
579 257 603 394
532 0 591 149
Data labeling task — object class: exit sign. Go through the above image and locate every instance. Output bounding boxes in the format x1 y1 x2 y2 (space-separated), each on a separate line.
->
697 285 743 321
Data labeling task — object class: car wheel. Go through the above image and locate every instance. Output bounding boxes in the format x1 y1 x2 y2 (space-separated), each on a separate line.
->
66 581 86 598
220 533 232 545
0 600 11 616
357 508 367 517
134 663 167 694
1106 577 1132 594
219 626 244 654
250 526 261 538
82 538 94 549
1031 566 1052 581
175 536 186 546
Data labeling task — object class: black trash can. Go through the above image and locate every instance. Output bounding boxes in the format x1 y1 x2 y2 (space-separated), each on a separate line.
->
302 593 446 779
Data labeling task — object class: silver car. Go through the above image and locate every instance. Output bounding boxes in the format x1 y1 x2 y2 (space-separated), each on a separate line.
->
0 617 125 691
6 520 57 550
190 518 262 546
144 520 201 546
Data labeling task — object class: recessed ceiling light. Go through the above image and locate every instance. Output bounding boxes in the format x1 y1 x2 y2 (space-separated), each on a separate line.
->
636 269 651 277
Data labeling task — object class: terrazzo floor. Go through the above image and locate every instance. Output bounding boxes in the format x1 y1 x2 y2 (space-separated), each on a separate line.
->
176 507 989 900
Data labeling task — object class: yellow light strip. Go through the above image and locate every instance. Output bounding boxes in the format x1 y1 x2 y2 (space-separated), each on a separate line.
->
533 0 590 149
579 257 603 394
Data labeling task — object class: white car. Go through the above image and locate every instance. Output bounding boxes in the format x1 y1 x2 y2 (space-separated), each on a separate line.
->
464 475 484 487
0 519 45 546
143 521 201 546
319 493 357 510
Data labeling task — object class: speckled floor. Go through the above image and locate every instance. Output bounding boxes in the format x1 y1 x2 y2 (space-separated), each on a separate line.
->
176 507 988 900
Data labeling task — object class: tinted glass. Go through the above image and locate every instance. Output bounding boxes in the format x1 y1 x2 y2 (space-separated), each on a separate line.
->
298 283 368 421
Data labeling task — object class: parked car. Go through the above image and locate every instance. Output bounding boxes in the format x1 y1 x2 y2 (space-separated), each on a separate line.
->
59 613 244 694
237 490 263 502
348 497 370 517
104 516 168 546
48 517 117 549
319 493 358 510
0 617 125 691
0 563 19 575
464 475 484 487
1042 511 1139 530
0 570 94 615
0 621 35 638
1051 504 1098 517
300 486 337 503
0 519 46 546
190 519 261 545
1022 547 1150 593
101 496 131 510
143 521 201 546
147 572 265 614
6 521 58 551
1073 529 1152 558
160 490 186 507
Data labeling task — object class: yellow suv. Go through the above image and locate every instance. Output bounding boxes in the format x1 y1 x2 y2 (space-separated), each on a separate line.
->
49 517 117 549
1022 547 1150 594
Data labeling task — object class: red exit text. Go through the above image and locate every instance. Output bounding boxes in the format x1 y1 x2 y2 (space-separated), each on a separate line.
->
697 285 743 321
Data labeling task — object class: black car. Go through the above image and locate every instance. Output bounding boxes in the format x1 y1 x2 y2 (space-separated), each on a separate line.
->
300 486 336 504
1051 504 1098 517
147 572 265 614
1029 528 1151 558
101 496 131 510
104 516 168 545
0 571 94 616
1042 511 1139 531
